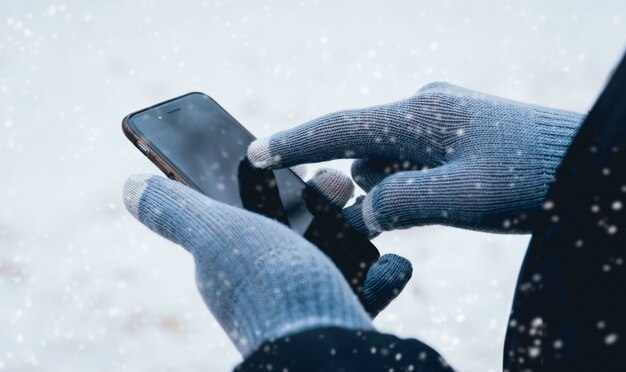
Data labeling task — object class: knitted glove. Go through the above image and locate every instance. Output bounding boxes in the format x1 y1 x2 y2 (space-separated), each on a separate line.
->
248 82 584 237
124 174 373 357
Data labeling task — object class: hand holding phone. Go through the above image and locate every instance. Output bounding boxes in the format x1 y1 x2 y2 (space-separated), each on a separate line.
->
122 92 412 316
123 172 377 357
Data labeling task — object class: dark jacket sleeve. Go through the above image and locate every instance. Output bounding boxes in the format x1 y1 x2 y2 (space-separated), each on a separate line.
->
503 52 626 371
236 327 454 372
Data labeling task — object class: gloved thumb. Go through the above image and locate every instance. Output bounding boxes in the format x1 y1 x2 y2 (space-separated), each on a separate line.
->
359 253 413 318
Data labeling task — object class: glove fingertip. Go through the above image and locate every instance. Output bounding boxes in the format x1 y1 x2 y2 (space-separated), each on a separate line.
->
361 189 383 236
123 174 154 219
247 136 274 168
378 253 413 281
307 168 354 208
360 253 413 318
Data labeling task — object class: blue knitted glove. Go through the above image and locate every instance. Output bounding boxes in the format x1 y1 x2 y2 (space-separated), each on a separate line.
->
124 174 373 356
248 82 584 236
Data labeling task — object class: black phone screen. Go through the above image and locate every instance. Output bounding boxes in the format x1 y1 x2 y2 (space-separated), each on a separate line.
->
127 92 380 294
129 93 314 234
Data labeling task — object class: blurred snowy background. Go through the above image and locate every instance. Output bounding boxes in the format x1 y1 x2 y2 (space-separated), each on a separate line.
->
1 0 624 371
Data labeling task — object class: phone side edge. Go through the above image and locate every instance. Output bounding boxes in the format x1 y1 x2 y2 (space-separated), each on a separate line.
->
121 112 191 187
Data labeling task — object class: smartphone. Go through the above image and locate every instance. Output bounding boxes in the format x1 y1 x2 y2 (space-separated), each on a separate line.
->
122 92 380 294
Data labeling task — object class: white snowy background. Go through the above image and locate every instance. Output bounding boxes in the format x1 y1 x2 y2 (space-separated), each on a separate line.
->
1 1 625 371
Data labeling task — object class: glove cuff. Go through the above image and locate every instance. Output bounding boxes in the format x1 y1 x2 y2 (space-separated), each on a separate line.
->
535 107 585 184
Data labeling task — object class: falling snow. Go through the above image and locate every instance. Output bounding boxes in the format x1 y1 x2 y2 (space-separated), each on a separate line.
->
1 1 625 372
605 333 619 345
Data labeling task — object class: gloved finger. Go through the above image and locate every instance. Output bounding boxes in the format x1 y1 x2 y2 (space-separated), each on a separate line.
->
360 163 467 235
123 174 298 255
345 163 461 237
359 253 413 318
247 98 445 169
355 161 533 235
304 171 411 316
306 168 354 209
351 158 424 192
